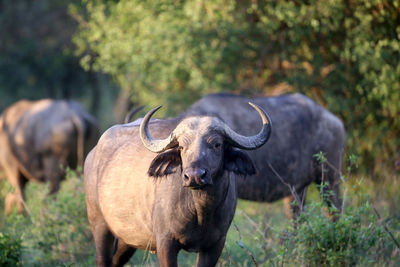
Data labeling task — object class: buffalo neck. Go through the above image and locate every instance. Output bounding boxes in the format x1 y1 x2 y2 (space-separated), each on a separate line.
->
187 172 231 227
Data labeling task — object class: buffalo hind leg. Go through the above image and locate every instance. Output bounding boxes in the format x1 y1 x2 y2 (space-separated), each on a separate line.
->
283 195 294 219
112 238 136 267
317 163 342 221
43 156 64 195
283 187 307 220
196 237 226 267
319 179 342 221
317 146 344 221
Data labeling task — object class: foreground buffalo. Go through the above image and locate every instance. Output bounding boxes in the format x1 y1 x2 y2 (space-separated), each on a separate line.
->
185 93 345 217
0 99 99 214
84 103 271 267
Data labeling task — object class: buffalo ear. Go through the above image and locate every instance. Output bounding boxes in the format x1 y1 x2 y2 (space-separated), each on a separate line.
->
224 147 257 176
148 148 182 178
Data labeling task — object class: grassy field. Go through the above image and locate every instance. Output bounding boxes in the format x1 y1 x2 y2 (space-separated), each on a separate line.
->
0 166 399 266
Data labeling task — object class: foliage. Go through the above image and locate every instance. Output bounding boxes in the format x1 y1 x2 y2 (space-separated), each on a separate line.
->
0 1 78 105
227 181 400 267
74 0 400 171
0 232 22 266
0 0 118 126
3 169 94 266
274 153 397 266
279 200 388 266
73 0 250 116
0 159 399 266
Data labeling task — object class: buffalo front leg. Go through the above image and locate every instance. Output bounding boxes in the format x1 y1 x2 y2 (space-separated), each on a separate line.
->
156 239 180 267
5 170 27 215
195 237 226 267
112 238 136 267
91 219 115 267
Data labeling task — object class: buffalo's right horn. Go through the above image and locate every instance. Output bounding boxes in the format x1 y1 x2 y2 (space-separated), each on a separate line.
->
140 106 177 153
222 102 272 150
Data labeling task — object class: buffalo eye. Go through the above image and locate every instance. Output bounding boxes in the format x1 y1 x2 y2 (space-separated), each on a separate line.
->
214 143 222 149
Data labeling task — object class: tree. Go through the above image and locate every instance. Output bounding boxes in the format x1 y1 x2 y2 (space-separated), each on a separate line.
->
74 0 400 171
0 0 113 121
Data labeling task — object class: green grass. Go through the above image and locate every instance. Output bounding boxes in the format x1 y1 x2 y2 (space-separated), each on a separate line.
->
0 169 399 266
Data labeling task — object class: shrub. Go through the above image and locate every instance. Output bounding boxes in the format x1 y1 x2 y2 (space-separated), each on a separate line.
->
279 200 389 266
0 232 22 266
274 153 399 266
4 168 94 266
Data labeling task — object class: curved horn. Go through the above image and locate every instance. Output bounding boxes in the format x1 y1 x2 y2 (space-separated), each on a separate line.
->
124 105 145 124
222 102 272 150
139 106 177 153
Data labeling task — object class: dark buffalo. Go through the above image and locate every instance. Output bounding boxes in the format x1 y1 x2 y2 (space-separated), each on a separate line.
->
84 103 271 267
0 99 99 214
185 93 345 217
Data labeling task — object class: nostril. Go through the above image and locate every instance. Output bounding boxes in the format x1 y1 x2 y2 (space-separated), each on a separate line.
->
200 169 207 179
184 174 189 181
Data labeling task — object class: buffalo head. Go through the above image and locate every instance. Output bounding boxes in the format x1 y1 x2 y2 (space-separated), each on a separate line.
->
140 102 272 189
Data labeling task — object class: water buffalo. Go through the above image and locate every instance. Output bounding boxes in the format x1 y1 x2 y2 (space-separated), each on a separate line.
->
84 103 271 267
185 93 345 218
0 99 99 214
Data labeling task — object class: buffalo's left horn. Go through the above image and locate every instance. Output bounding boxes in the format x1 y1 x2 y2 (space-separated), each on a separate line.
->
140 106 177 153
222 102 272 150
124 105 145 124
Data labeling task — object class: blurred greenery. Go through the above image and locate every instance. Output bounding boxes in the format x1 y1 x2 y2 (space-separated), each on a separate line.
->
0 0 83 105
0 170 94 266
0 232 21 266
0 0 119 128
73 0 400 172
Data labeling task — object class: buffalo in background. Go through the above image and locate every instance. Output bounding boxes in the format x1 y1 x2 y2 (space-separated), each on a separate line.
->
185 93 345 218
84 103 271 267
0 99 99 214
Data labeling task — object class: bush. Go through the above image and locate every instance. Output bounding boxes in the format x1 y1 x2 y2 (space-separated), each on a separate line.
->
0 232 22 266
279 200 389 266
4 168 94 266
274 153 399 266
